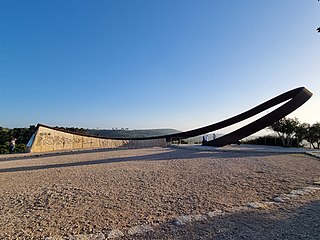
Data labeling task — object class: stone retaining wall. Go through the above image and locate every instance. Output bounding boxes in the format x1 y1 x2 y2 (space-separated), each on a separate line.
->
29 125 167 153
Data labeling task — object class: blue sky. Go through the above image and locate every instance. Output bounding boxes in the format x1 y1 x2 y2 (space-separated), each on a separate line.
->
0 1 319 134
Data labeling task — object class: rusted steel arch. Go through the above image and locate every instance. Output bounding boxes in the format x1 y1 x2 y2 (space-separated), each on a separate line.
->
158 87 312 146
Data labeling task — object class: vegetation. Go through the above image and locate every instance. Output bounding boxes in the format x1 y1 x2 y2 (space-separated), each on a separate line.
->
305 123 320 149
261 117 320 148
243 135 300 148
0 125 180 154
0 126 36 154
269 117 300 147
54 126 180 138
54 126 87 134
2 117 320 154
86 128 180 138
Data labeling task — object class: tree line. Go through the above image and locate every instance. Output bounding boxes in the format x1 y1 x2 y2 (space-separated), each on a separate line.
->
0 125 37 154
269 117 320 148
0 126 92 154
1 118 319 154
0 125 180 154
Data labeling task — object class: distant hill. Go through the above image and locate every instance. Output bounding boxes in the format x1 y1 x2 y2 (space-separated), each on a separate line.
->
85 128 181 139
55 126 224 141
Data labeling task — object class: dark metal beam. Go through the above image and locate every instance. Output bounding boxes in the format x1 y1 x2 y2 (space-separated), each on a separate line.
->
36 87 312 147
163 87 312 146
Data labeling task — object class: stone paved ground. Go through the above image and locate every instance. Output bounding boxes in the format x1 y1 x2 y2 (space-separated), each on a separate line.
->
0 147 319 239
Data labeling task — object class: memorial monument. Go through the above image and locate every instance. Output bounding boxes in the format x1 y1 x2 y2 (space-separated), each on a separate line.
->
27 87 312 153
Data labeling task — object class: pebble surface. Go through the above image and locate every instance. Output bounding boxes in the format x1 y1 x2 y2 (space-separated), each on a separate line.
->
0 147 320 239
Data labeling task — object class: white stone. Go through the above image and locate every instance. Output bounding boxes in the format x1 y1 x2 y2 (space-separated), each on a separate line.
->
107 229 124 239
69 233 105 240
304 186 320 191
247 202 268 209
172 215 193 226
207 210 224 217
277 194 294 200
290 189 308 196
263 201 280 206
127 224 154 235
299 188 314 193
192 214 207 221
273 196 285 203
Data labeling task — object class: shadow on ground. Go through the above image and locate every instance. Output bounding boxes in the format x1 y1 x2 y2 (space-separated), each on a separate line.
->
0 147 291 173
126 200 320 240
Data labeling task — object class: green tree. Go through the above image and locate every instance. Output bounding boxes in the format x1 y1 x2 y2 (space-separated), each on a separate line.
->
309 122 320 149
269 117 300 147
295 122 311 146
0 125 36 154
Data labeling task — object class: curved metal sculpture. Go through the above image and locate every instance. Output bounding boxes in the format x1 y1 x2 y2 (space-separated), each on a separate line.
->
148 86 312 147
32 87 312 151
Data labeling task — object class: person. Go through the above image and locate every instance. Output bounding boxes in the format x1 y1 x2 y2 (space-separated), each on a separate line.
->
212 133 216 140
202 134 209 145
9 138 16 153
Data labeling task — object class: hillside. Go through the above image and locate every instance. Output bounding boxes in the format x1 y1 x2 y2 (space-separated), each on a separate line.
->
85 128 181 139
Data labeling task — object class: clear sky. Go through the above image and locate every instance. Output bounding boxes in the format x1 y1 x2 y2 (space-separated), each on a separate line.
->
0 1 319 134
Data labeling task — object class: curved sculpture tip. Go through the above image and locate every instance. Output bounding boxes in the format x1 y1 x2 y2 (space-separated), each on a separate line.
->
162 87 312 147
